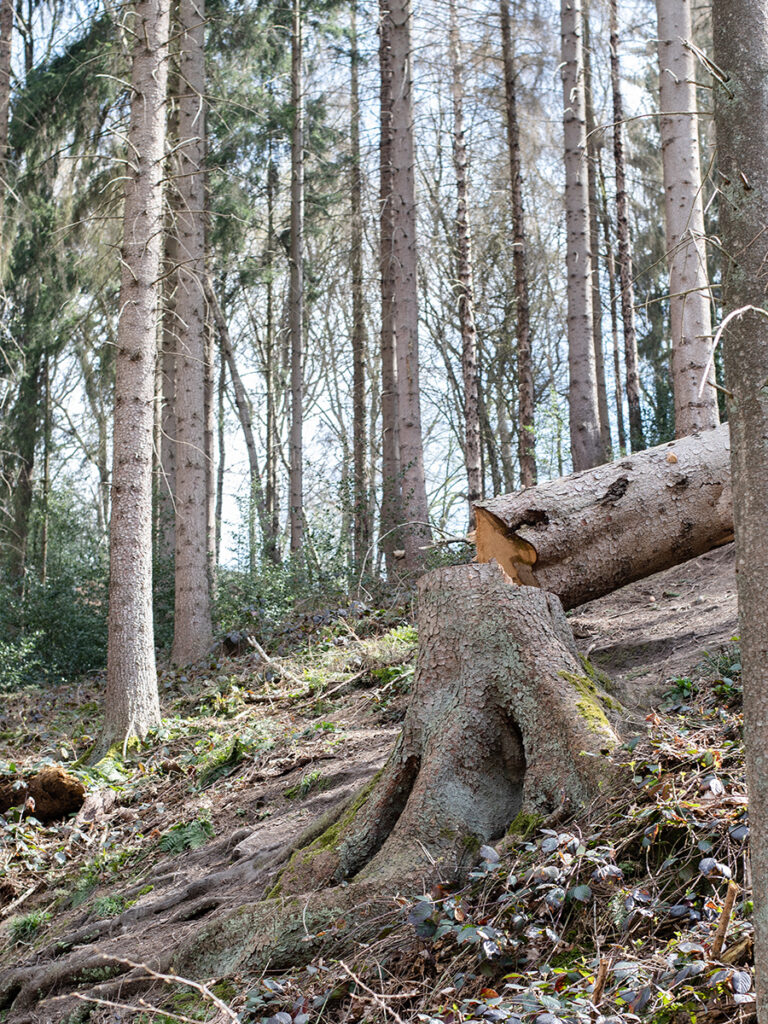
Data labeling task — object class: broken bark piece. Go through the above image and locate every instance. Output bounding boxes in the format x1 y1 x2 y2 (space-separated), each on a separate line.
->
0 765 85 823
475 423 733 609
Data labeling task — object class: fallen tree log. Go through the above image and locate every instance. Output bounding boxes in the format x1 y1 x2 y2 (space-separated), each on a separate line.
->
474 424 733 610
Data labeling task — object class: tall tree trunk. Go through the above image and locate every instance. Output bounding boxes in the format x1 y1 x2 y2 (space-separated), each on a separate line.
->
609 0 644 451
500 0 536 487
39 353 50 584
597 148 628 453
656 0 719 436
265 156 281 564
378 4 402 573
384 0 432 567
560 0 603 471
101 0 168 754
582 6 612 460
5 355 40 584
171 0 212 665
205 280 270 546
204 315 216 597
449 0 482 527
159 216 178 566
713 6 768 1018
350 5 371 567
289 0 304 556
0 0 13 252
215 341 225 568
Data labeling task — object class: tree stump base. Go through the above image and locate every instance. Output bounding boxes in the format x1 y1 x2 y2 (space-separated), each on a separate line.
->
278 561 621 892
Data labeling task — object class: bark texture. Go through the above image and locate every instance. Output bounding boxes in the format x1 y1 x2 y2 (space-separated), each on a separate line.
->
609 0 643 452
712 6 768 1019
275 562 619 892
385 0 432 567
656 0 719 437
500 0 536 487
289 0 304 556
171 0 213 665
0 0 13 239
378 4 402 572
449 0 482 526
350 5 371 568
475 423 733 610
102 0 169 751
582 7 612 460
560 0 603 471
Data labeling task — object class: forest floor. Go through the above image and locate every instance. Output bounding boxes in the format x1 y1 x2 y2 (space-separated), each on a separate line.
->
0 545 753 1024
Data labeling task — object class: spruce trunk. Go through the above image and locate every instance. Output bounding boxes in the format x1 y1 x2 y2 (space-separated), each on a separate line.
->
449 0 482 527
386 0 431 567
656 0 719 436
500 0 536 487
560 0 603 471
101 0 169 752
171 0 213 665
712 5 768 1018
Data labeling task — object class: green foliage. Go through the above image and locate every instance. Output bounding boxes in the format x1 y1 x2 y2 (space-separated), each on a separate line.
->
0 633 47 691
92 894 126 919
158 817 215 854
284 768 324 800
7 909 50 945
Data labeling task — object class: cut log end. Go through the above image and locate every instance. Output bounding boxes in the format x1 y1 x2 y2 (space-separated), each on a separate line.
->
474 506 539 587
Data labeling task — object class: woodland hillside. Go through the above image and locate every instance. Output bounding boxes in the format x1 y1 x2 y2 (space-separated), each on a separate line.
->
2 0 768 1022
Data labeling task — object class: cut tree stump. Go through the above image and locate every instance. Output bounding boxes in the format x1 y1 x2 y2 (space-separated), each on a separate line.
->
274 560 620 893
475 424 732 609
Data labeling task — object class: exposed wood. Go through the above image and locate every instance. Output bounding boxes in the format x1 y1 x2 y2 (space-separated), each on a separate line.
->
475 423 733 609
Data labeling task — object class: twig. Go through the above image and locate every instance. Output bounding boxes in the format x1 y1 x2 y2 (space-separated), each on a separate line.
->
0 882 41 920
712 881 740 959
591 956 612 1008
247 636 309 692
96 954 240 1021
339 961 407 1024
73 991 202 1024
698 305 768 397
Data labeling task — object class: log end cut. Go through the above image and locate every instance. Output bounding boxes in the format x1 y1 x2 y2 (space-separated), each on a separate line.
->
474 505 540 588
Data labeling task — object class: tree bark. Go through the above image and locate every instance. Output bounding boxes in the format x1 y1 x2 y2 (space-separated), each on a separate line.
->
560 0 603 471
265 155 281 564
170 0 213 665
609 0 644 452
350 5 371 568
475 422 733 610
597 147 628 454
712 7 768 1019
289 0 304 556
276 561 619 892
500 0 536 488
656 0 719 437
449 0 482 528
378 3 402 573
205 278 270 546
385 0 432 568
0 0 13 245
101 0 169 753
582 6 612 461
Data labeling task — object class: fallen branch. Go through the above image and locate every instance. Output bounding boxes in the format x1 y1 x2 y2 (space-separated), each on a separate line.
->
247 637 309 692
712 881 740 959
